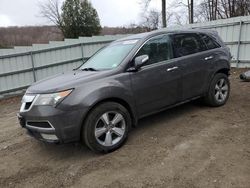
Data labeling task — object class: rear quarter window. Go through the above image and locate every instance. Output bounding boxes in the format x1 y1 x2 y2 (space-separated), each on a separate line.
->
200 34 221 50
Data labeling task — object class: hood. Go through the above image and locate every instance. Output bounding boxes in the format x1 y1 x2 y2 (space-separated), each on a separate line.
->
27 70 108 93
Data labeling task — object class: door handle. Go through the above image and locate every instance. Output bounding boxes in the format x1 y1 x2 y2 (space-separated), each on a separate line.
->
204 56 214 61
167 66 178 72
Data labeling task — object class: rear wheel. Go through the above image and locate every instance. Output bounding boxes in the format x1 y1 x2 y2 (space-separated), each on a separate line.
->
82 102 131 153
204 73 230 107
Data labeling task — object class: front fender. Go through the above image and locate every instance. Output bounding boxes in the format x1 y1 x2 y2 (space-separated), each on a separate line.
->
58 73 137 121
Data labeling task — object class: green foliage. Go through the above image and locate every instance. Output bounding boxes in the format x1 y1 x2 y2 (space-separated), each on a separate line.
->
61 0 101 38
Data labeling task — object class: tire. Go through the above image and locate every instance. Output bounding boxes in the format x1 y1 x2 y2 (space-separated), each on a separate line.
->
204 73 230 107
82 102 131 153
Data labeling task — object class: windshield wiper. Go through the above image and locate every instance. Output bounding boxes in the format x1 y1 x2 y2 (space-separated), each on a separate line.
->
81 67 98 71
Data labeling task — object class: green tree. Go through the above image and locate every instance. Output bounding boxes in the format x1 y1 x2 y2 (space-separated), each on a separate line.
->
40 0 101 38
61 0 101 38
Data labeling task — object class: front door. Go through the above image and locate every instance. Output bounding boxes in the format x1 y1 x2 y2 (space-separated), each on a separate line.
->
129 34 182 117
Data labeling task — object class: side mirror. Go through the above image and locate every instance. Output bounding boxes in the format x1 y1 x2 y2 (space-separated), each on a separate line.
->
127 55 149 72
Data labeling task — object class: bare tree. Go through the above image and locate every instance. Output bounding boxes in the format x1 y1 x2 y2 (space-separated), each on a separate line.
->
140 9 161 30
195 1 210 21
196 0 250 21
39 0 63 32
221 0 250 18
172 0 250 24
140 0 167 28
0 26 63 48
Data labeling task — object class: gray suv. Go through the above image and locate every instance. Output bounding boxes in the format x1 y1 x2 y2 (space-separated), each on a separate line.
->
18 29 231 153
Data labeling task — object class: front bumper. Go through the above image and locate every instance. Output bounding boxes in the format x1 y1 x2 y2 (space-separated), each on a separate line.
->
18 114 59 143
18 105 87 143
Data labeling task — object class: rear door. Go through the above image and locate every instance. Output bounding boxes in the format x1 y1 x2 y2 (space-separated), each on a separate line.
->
129 34 182 117
170 33 212 100
199 33 224 72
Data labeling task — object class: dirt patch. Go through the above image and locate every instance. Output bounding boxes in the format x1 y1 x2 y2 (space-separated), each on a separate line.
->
0 68 250 188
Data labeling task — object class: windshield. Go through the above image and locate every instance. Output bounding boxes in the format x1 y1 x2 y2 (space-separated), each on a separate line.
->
80 39 138 70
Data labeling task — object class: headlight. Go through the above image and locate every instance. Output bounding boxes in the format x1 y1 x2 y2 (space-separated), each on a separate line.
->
34 89 73 106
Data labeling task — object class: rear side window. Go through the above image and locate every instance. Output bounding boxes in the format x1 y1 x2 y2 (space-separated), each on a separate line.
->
200 34 221 50
135 35 173 66
171 33 206 58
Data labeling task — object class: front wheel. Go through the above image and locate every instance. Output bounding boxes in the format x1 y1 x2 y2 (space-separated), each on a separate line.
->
204 73 230 107
82 102 131 153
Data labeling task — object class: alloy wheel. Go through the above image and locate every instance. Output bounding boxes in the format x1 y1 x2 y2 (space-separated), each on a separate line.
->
94 111 126 147
214 78 228 103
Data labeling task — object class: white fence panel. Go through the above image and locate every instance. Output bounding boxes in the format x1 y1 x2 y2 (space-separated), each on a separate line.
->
0 35 124 95
1 16 250 95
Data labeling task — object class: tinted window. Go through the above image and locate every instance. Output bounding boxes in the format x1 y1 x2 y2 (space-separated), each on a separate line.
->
135 35 173 66
200 34 221 50
171 33 206 58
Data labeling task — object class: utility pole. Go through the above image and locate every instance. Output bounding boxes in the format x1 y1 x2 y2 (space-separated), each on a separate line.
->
190 0 193 23
162 0 167 27
188 0 194 24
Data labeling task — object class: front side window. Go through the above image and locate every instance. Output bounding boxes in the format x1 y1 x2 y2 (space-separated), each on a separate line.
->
135 35 173 66
80 39 138 70
200 34 221 50
171 33 206 58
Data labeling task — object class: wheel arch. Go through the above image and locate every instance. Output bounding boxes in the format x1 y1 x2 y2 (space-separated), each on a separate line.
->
204 71 230 107
205 66 230 94
214 68 230 76
80 97 137 140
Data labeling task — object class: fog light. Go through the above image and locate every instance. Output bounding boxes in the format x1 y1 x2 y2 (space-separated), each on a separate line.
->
41 133 58 141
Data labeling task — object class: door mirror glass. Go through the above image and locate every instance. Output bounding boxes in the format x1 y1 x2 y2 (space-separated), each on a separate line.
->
134 55 149 69
127 55 149 72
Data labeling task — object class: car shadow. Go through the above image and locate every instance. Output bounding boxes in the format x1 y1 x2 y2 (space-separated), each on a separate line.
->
134 100 207 131
34 100 209 158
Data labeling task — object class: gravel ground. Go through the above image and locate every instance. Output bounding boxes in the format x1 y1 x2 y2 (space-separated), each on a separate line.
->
0 68 250 188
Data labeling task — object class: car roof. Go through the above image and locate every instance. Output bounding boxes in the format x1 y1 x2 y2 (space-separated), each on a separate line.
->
116 28 218 42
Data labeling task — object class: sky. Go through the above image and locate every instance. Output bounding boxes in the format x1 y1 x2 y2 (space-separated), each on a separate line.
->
0 0 163 27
